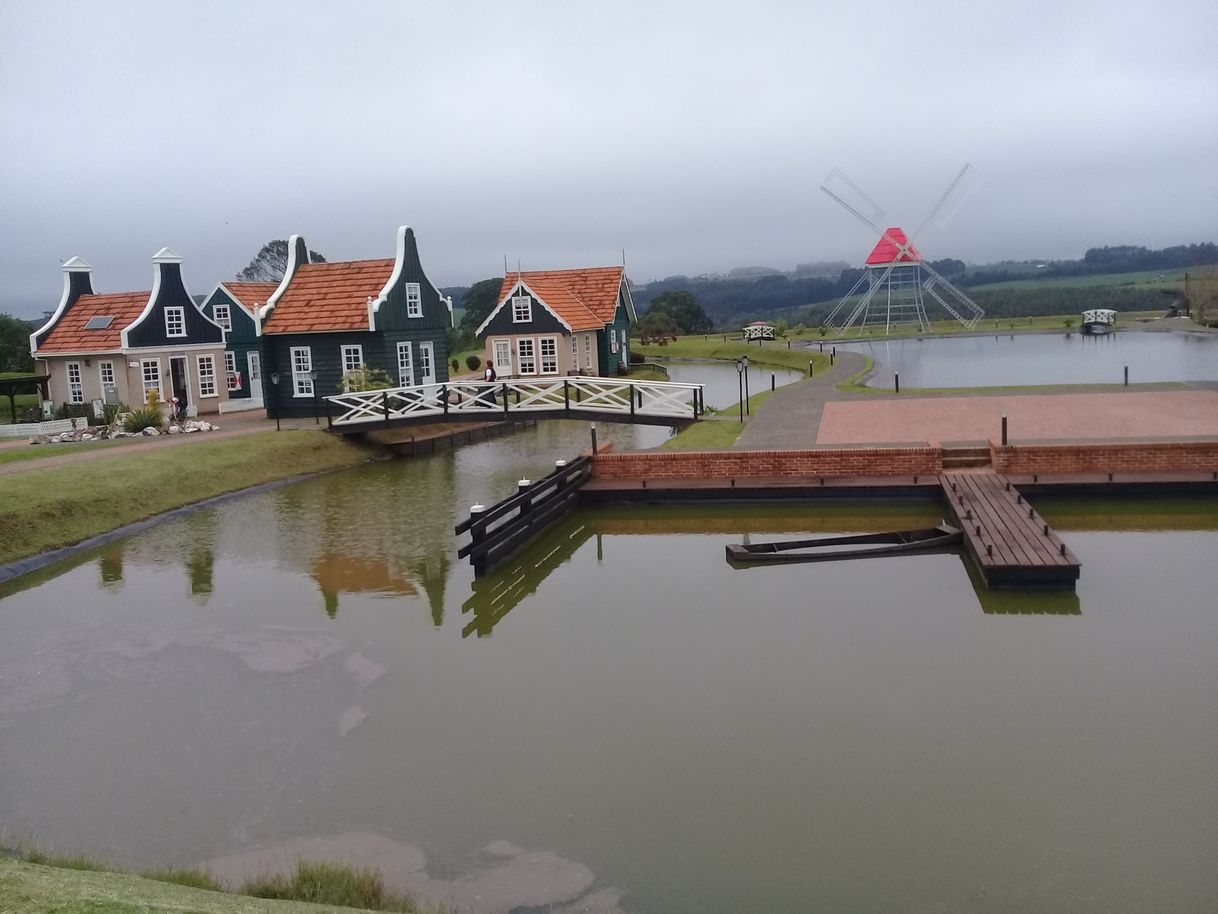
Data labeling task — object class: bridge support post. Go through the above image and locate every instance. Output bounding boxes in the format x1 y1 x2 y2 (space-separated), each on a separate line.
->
502 384 510 420
564 380 570 415
382 391 390 427
442 386 449 415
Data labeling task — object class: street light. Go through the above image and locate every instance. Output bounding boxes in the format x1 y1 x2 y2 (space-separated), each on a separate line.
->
309 368 319 425
270 373 280 431
742 354 751 416
734 357 745 423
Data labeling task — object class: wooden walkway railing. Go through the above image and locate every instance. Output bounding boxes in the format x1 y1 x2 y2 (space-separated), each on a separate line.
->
327 377 705 431
456 455 593 577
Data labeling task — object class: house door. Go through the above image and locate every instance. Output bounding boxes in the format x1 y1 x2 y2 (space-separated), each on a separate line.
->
419 341 435 384
247 352 263 405
493 339 512 377
169 356 190 409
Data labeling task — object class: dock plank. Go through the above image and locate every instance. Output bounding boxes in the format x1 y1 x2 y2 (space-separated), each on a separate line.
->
941 472 1080 588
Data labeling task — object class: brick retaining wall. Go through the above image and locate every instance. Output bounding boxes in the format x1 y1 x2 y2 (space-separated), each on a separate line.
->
991 441 1218 474
591 447 943 479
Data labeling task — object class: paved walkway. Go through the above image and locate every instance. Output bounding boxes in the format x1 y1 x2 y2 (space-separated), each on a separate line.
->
735 342 1218 449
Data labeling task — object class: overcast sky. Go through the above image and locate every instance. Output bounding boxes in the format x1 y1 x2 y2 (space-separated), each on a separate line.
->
2 0 1216 316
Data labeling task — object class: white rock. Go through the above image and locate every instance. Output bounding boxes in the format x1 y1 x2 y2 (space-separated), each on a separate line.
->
81 434 94 441
167 426 180 434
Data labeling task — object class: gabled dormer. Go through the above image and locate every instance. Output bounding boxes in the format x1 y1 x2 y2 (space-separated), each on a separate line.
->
122 248 224 349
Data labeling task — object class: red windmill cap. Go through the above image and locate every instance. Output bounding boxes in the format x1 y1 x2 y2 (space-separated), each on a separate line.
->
865 227 922 265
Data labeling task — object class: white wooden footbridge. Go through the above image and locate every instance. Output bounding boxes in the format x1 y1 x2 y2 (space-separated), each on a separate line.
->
325 377 706 433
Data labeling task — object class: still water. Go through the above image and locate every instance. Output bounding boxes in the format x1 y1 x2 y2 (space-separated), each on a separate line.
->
837 330 1218 388
1 422 1216 913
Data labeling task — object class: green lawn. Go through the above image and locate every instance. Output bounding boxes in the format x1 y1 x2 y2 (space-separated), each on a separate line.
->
0 430 376 565
634 336 828 374
661 388 778 449
0 439 132 466
967 268 1187 292
0 857 399 914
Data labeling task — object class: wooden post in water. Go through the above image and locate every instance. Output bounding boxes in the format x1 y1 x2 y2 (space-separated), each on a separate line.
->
517 478 533 529
469 504 487 577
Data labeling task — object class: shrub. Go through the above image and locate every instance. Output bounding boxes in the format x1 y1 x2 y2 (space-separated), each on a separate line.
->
1063 318 1074 328
123 406 163 433
465 354 481 371
242 861 412 909
142 867 223 891
339 365 393 392
450 358 459 372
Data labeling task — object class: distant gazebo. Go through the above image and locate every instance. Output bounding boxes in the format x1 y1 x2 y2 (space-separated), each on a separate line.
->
0 374 50 423
743 321 775 343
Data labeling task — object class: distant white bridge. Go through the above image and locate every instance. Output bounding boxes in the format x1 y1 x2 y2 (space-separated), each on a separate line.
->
325 377 706 432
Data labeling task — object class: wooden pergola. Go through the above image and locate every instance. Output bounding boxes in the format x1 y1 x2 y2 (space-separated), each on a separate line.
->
0 375 50 423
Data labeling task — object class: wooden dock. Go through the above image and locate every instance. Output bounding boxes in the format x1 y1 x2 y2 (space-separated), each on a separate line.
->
941 472 1080 588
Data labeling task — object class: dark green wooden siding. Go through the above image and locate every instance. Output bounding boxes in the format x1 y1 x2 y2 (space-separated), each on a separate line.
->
125 263 224 349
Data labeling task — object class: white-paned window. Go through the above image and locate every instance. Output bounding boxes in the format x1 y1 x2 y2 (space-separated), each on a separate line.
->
540 337 558 374
517 337 536 375
584 335 592 368
610 328 619 354
213 304 231 331
512 295 531 323
66 361 84 403
197 355 217 397
141 359 161 395
406 282 422 317
396 341 413 386
291 347 313 397
571 336 578 370
165 306 186 337
225 352 240 390
98 361 115 391
341 344 363 374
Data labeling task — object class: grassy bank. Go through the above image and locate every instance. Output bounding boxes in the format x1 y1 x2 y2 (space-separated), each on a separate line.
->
0 856 422 914
0 430 376 566
661 388 778 449
634 336 828 374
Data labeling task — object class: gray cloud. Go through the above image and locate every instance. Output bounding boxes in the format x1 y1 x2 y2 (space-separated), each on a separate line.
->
3 0 1216 315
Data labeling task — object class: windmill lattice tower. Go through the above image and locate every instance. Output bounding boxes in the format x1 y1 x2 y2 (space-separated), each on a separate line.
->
820 167 985 336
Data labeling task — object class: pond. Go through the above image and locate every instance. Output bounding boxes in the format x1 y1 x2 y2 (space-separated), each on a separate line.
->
659 359 805 411
1 426 1216 913
834 330 1218 388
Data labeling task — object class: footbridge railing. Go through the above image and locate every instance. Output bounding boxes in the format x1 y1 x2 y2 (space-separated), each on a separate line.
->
326 377 705 430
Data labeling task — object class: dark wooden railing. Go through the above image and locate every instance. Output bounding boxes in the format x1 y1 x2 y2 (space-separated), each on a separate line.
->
456 455 592 577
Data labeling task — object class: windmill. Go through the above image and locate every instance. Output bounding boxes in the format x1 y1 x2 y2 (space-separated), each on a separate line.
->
819 165 985 336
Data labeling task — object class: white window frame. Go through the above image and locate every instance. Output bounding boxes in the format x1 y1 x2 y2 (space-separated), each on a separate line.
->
98 360 115 393
405 282 422 318
512 295 532 323
571 335 578 370
66 361 84 404
539 336 559 375
516 337 536 375
165 306 186 338
341 344 363 375
212 304 231 331
224 352 240 390
141 358 161 396
197 354 218 398
396 341 414 386
291 346 313 397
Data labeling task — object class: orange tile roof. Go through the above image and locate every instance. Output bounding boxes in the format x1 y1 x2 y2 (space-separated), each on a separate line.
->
262 259 394 334
222 281 281 313
37 291 150 353
497 266 625 331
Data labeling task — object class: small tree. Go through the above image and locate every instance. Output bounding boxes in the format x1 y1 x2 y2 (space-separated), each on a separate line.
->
465 354 482 371
237 240 327 282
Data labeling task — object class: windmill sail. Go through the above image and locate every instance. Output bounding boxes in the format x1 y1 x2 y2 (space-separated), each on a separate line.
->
819 167 985 336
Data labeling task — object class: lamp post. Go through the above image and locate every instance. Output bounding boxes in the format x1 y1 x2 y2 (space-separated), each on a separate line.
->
309 369 319 425
735 357 745 423
270 373 280 431
742 354 751 416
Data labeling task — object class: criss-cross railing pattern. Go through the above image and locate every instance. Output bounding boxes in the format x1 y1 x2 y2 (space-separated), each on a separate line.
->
327 377 705 428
